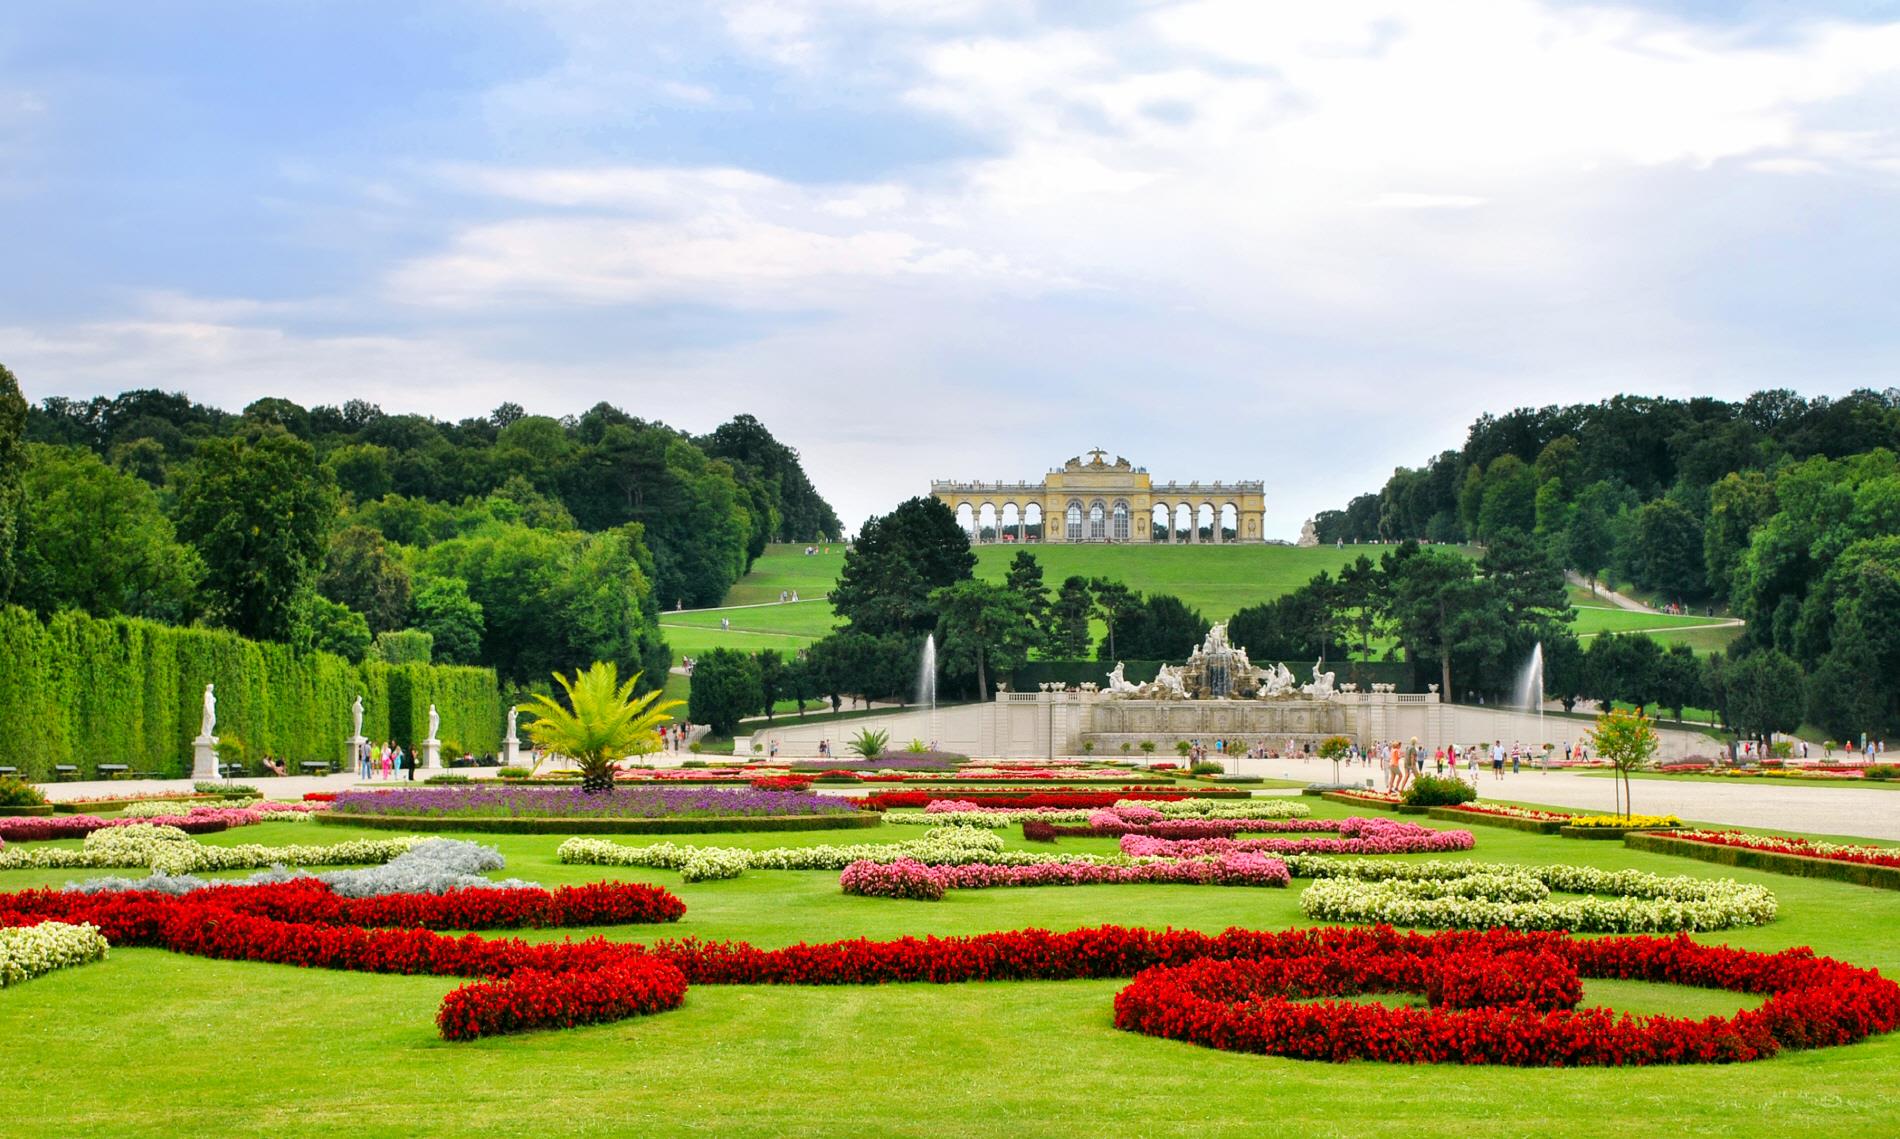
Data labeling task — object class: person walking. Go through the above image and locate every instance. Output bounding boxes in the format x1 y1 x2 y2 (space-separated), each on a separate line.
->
1491 740 1506 782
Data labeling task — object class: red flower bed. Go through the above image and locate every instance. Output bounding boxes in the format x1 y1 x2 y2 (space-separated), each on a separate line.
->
749 775 816 792
862 789 1203 810
1024 818 1342 841
303 792 338 802
1664 830 1900 871
1111 927 1900 1065
4 878 1894 1061
0 878 686 1040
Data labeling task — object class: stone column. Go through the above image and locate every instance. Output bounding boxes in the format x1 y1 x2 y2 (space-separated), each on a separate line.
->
422 737 442 769
345 735 367 775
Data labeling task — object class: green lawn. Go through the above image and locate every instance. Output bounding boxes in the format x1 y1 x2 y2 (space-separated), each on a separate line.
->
4 804 1899 1137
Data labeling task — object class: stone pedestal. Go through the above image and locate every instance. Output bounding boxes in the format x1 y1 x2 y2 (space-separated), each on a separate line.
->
192 735 220 780
502 734 520 767
346 735 368 775
422 738 442 769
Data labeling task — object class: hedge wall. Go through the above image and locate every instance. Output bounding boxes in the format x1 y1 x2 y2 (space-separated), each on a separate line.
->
1625 831 1900 892
0 606 503 781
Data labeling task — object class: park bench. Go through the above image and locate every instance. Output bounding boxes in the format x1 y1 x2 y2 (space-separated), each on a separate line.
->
97 764 130 779
0 766 17 779
218 763 247 779
300 761 332 775
54 765 78 781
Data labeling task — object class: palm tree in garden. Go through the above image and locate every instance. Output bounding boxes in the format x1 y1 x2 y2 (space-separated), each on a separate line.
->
523 662 681 793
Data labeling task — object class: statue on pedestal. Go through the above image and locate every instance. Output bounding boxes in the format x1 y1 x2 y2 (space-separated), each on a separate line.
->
427 703 441 742
1297 518 1319 548
506 706 519 741
1105 662 1137 695
199 684 217 740
351 694 364 738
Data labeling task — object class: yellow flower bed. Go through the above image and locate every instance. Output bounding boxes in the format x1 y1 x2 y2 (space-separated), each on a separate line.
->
1568 814 1682 829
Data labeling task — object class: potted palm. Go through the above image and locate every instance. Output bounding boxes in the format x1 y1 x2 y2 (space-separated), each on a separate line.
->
522 662 682 794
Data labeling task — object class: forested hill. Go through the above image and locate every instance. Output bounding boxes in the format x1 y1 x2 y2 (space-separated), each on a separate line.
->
3 371 840 690
26 393 840 610
1315 388 1900 734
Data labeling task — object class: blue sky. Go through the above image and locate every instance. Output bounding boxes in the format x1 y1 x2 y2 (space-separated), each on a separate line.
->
4 1 1899 536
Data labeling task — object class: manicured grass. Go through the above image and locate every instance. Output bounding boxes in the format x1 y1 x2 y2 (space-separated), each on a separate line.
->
4 802 1900 1137
1579 769 1900 793
1570 605 1734 636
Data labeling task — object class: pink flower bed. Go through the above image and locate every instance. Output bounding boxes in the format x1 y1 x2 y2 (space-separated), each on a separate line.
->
839 852 1291 899
0 802 321 842
1121 818 1474 858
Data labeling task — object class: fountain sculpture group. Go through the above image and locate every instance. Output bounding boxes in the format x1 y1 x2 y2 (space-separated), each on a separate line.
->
1104 623 1336 701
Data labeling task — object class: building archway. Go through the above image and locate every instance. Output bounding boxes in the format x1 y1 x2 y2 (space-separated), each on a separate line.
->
1151 503 1170 542
1065 500 1084 541
978 502 998 543
1025 502 1044 542
1173 502 1193 543
1196 503 1215 542
1219 503 1238 542
1000 502 1021 542
1088 500 1107 541
956 502 975 538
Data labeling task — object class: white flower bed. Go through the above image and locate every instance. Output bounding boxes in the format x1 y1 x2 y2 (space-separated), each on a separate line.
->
0 922 110 987
1295 858 1778 932
0 824 427 874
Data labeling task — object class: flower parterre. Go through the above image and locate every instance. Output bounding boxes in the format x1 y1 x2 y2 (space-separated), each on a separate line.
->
560 826 1128 882
1444 804 1576 822
0 877 686 1039
1663 830 1900 870
1111 925 1899 1065
839 852 1292 899
0 920 110 987
861 789 1223 810
328 785 861 820
1119 818 1475 858
1291 859 1778 932
1566 814 1683 829
0 825 431 873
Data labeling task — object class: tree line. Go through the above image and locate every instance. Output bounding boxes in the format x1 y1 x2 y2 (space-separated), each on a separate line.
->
1316 387 1900 740
0 365 840 694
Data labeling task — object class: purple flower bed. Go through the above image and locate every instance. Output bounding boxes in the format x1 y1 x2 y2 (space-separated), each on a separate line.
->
328 785 860 820
838 852 1292 899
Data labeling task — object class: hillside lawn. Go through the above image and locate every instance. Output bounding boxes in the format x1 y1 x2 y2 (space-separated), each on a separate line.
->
658 544 1745 664
3 802 1897 1137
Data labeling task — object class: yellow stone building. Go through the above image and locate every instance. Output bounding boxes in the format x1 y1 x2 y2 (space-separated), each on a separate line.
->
931 449 1267 544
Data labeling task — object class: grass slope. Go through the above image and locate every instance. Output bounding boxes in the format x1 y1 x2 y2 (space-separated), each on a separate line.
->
3 805 1898 1137
663 544 1744 660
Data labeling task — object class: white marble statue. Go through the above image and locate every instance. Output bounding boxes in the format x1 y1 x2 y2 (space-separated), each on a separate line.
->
506 706 519 740
351 694 364 738
1257 661 1295 698
199 684 217 739
1151 664 1188 700
427 703 440 742
1105 661 1137 695
1303 661 1337 699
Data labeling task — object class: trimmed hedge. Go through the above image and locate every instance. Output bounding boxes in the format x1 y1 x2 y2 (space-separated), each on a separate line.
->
0 605 503 781
314 811 885 835
1626 831 1900 892
1427 807 1565 835
1561 825 1678 840
0 804 55 816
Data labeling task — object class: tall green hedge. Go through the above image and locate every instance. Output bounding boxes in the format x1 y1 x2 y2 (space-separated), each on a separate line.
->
0 606 502 780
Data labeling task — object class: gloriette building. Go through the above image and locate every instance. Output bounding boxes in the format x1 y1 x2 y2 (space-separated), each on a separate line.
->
931 449 1267 543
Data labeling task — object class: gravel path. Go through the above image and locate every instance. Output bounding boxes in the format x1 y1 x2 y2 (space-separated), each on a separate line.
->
1236 757 1900 841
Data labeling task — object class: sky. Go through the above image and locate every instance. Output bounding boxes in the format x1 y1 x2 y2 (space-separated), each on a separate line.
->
3 0 1899 538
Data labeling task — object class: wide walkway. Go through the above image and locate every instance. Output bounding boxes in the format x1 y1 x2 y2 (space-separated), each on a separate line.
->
42 771 384 803
1234 755 1900 841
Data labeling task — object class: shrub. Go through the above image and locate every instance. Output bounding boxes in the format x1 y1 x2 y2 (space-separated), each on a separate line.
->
424 774 472 785
1140 741 1156 754
495 767 533 781
195 781 258 797
907 738 928 754
0 778 49 809
1082 741 1096 754
1317 735 1353 761
1190 761 1224 776
1403 775 1477 807
1175 741 1193 757
1866 765 1898 782
847 728 889 760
